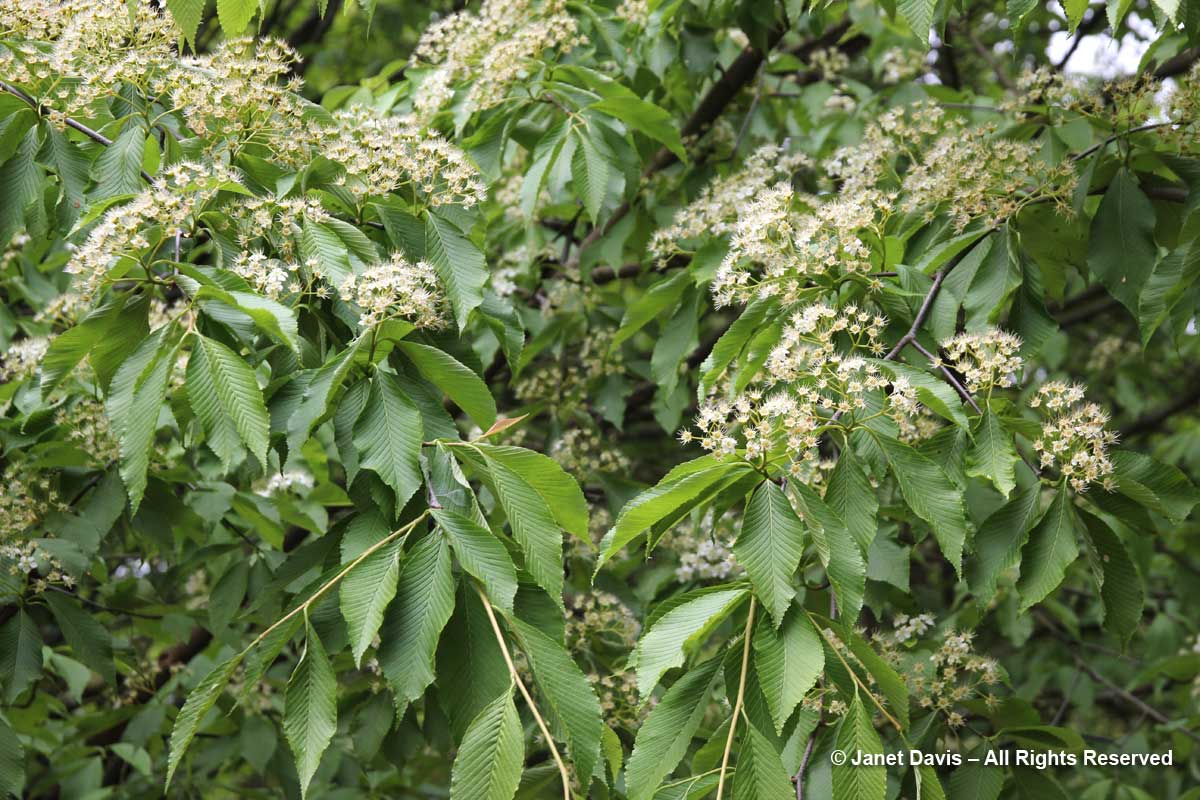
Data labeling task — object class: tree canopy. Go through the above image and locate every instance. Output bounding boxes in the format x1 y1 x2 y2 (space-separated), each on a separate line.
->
1 0 1200 798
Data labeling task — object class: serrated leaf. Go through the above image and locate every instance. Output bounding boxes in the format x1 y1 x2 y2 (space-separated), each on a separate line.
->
967 482 1041 607
522 120 570 218
469 445 589 539
216 0 255 35
378 532 456 704
1077 508 1143 649
1008 0 1038 27
897 0 937 44
1017 491 1080 611
340 537 402 666
427 210 487 330
511 618 603 784
353 371 423 509
450 690 524 800
635 587 747 699
166 655 241 788
434 508 518 613
397 340 496 429
826 449 878 552
0 609 42 704
833 695 886 800
733 481 804 628
284 625 337 800
590 96 686 162
875 434 968 576
965 411 1018 498
732 720 793 800
612 271 691 348
165 0 206 49
0 714 24 798
189 334 271 468
1110 450 1199 521
625 657 721 800
571 127 610 222
753 606 822 735
91 124 146 198
1089 169 1157 317
44 593 114 684
790 482 865 623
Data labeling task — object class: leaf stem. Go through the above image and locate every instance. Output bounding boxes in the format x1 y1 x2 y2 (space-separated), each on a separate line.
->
240 510 429 658
715 595 756 800
474 583 573 800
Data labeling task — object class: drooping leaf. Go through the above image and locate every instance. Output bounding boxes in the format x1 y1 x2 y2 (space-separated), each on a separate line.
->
968 482 1041 606
427 210 487 330
875 434 969 575
449 690 524 800
166 655 242 789
284 625 338 800
44 592 115 684
397 341 496 429
832 694 886 800
1077 508 1143 649
340 537 402 666
635 587 747 699
731 719 793 800
188 334 271 468
1017 491 1080 611
733 481 804 628
0 609 42 704
353 371 423 510
1088 169 1157 317
752 606 822 734
965 410 1019 498
789 482 865 623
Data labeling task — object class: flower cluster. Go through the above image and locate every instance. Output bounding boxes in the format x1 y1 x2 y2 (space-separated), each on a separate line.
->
339 256 446 329
649 145 812 259
1 337 50 382
549 427 630 478
55 398 119 464
410 0 580 118
1 541 73 592
662 511 741 582
878 47 928 84
256 470 315 497
940 328 1023 393
564 591 641 653
1030 382 1116 492
0 466 55 543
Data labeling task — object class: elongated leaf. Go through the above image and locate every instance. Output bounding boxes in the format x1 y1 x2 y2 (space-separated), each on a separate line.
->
733 481 803 628
0 714 24 798
875 434 968 575
1110 450 1199 521
434 508 518 612
790 482 865 623
1089 169 1156 316
285 625 337 800
166 655 242 788
165 0 205 48
635 587 747 699
0 610 42 704
340 537 402 666
625 657 721 800
732 720 793 800
438 586 511 737
1077 508 1143 649
1017 491 1080 611
965 410 1018 498
427 210 487 330
753 607 822 734
91 124 145 198
353 371 423 509
967 482 1041 606
190 334 271 467
613 271 691 347
571 126 610 221
511 618 603 784
898 0 937 44
397 341 496 429
833 695 886 800
591 96 686 161
107 328 179 511
44 593 114 684
216 0 256 35
450 691 524 800
378 532 456 704
826 449 878 552
469 444 588 539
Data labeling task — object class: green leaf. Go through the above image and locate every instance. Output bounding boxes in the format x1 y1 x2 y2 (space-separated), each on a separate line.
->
287 337 363 455
188 334 271 468
625 657 721 800
897 0 937 44
833 695 886 800
733 481 804 628
1007 0 1039 27
753 606 822 735
1109 450 1199 521
1088 169 1157 317
107 327 180 511
284 625 338 800
612 271 691 347
1017 491 1080 611
379 532 456 705
469 445 589 539
91 124 146 198
0 130 41 247
438 586 511 738
571 126 610 222
427 210 487 330
434 508 518 612
1061 0 1089 30
1 609 43 704
699 296 777 397
0 714 24 798
948 754 1004 800
397 341 497 429
1138 238 1200 346
826 449 878 552
353 371 423 509
450 691 524 800
340 537 402 666
166 0 206 49
522 120 570 218
875 434 969 576
1077 508 1143 649
732 720 794 800
193 285 301 354
216 0 256 36
841 625 910 732
968 482 1041 607
965 411 1018 498
596 460 754 570
878 361 969 432
166 655 241 789
511 618 603 785
635 587 747 699
44 593 114 684
300 219 352 287
591 96 686 162
790 482 865 623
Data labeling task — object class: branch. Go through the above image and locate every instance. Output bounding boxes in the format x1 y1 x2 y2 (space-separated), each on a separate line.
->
1072 654 1200 745
1122 381 1200 438
1153 46 1200 80
716 596 756 800
476 584 573 800
0 79 156 184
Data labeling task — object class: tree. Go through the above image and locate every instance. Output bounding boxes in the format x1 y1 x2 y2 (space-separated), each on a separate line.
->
1 0 1199 797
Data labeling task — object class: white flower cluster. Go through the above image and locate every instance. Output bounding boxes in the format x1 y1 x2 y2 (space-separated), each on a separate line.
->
1 337 50 382
549 427 631 478
54 398 119 464
649 145 812 259
339 256 445 329
256 470 315 496
411 0 581 118
1030 382 1116 492
940 328 1023 393
0 466 55 543
664 511 742 582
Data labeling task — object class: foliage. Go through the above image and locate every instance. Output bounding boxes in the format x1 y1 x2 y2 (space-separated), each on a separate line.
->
2 0 1200 798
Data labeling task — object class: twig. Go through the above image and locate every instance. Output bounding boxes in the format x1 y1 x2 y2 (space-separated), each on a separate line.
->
0 79 156 184
1072 655 1200 745
476 584 573 800
44 585 163 620
966 32 1016 91
908 339 982 414
716 596 756 800
1122 381 1200 438
1072 122 1174 162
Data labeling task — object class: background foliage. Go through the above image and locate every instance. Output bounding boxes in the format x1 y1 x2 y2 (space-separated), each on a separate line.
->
2 0 1200 798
